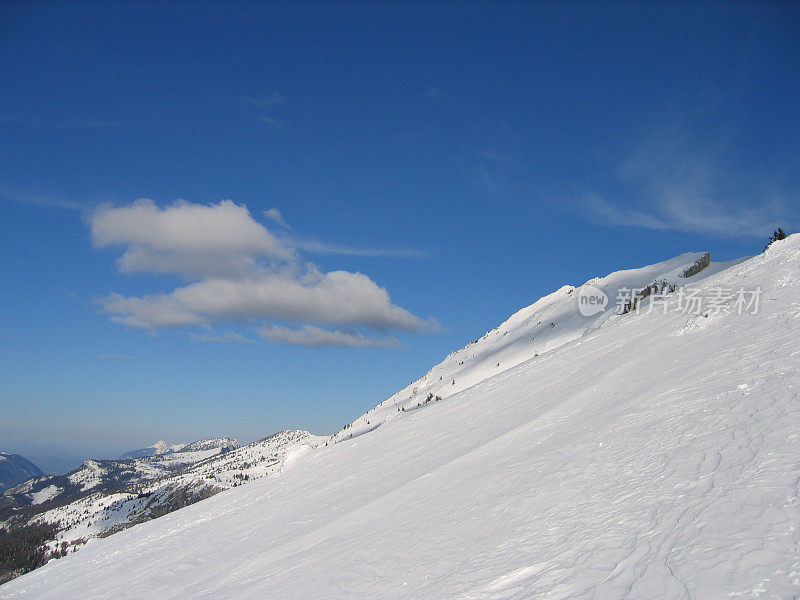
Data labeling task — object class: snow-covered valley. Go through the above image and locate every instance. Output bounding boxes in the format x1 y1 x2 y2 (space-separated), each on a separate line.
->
1 236 798 599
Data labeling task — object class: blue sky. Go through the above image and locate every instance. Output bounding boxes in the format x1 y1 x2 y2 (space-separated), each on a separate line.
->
1 1 797 472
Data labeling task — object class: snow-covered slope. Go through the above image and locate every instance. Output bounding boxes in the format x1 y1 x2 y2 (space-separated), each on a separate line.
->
2 237 798 599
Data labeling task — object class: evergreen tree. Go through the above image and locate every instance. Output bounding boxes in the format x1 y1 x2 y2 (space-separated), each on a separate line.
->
765 228 787 250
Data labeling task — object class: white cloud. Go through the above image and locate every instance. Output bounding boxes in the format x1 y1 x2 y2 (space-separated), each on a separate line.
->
91 199 289 256
90 199 434 346
100 292 206 329
91 199 294 278
99 269 428 332
258 325 400 348
288 236 426 258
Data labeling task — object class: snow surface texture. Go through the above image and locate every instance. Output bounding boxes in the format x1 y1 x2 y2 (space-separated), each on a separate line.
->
2 237 799 599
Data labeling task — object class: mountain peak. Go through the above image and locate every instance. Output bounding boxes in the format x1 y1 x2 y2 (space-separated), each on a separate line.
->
149 440 184 455
181 437 240 452
119 440 185 460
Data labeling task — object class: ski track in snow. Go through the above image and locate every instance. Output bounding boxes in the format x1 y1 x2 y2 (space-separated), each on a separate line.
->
2 237 799 599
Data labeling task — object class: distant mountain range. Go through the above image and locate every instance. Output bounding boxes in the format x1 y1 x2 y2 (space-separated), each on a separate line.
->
2 437 244 511
0 452 43 492
0 432 316 584
118 440 188 460
118 437 239 460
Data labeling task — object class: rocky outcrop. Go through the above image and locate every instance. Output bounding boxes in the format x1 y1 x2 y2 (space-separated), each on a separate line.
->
680 253 711 278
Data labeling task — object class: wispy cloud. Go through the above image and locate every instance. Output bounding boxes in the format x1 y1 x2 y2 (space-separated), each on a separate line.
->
0 113 126 130
424 87 449 100
232 92 284 109
474 149 513 166
582 193 792 237
258 324 400 348
288 235 426 258
0 187 84 211
264 208 290 228
456 148 515 197
219 92 287 130
582 194 674 230
578 127 798 237
90 199 435 346
259 116 286 129
187 331 255 344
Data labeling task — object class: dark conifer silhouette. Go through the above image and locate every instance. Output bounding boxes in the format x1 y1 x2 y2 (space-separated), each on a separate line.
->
765 228 787 250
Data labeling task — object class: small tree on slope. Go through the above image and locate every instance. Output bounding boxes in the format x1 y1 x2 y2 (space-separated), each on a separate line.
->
765 228 787 251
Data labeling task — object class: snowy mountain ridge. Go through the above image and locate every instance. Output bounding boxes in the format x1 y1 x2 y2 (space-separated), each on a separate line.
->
0 431 318 580
2 236 798 599
150 440 185 455
327 249 746 445
26 430 318 554
119 440 189 459
3 437 242 508
181 437 239 453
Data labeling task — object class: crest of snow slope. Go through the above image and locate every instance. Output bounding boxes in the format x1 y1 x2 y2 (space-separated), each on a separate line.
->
1 238 798 600
328 250 744 444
